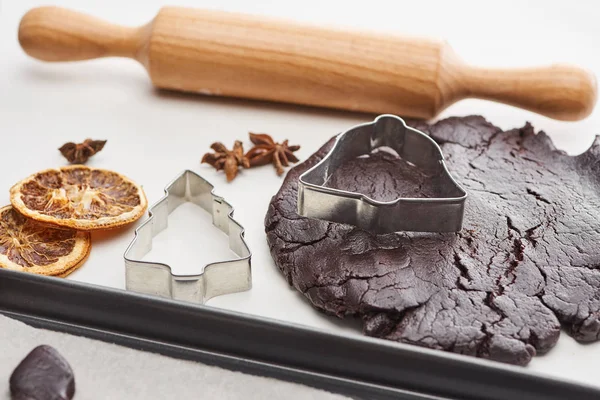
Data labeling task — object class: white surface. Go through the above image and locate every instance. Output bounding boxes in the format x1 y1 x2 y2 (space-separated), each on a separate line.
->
2 0 600 389
0 315 349 400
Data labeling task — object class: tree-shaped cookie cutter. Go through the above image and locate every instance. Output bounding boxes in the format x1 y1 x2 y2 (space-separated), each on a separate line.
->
298 114 467 233
124 170 251 304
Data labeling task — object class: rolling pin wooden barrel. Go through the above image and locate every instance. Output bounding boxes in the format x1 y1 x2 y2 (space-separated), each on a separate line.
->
18 6 597 121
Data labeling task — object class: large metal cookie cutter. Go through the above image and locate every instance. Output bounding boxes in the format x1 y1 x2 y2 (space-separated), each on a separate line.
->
124 170 251 304
298 114 467 233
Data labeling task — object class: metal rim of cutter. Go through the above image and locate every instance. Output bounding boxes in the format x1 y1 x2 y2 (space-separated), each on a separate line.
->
297 114 468 233
123 170 252 304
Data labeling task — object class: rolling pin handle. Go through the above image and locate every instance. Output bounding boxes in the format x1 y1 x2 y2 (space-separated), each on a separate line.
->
457 63 598 121
18 6 146 62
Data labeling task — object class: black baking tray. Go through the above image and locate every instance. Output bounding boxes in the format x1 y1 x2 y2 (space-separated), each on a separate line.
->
1 269 598 400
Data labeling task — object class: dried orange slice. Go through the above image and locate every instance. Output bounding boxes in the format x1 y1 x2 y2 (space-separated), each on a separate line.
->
0 205 91 276
10 166 147 230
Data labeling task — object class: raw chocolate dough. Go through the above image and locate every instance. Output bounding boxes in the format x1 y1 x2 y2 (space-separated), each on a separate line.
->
265 116 600 365
10 345 75 400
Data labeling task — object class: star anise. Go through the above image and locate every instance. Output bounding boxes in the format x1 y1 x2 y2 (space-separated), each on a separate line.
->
201 140 250 182
245 133 300 176
59 139 107 164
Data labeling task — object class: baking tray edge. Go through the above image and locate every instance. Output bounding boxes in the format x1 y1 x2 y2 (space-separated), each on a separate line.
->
0 269 598 400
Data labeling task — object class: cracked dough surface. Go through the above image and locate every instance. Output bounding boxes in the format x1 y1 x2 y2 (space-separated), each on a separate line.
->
265 116 600 365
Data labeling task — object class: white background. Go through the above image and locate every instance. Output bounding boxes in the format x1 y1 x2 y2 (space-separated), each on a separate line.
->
2 0 600 389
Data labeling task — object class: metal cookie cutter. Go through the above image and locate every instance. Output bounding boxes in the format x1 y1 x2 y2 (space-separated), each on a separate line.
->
298 114 467 233
124 170 251 304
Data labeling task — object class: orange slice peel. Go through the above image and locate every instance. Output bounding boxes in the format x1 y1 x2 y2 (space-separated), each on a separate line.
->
0 205 91 276
10 165 147 231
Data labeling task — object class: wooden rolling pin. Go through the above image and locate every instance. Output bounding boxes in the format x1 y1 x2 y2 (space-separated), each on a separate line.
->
18 6 597 121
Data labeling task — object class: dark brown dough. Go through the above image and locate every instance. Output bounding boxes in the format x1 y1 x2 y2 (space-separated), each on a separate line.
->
10 345 75 400
265 115 600 365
